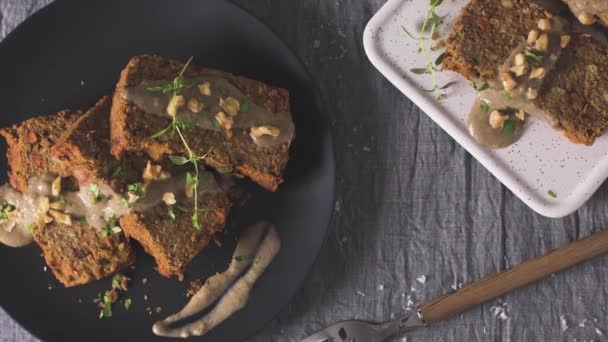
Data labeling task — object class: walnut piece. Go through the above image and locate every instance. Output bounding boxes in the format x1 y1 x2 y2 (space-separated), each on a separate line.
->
198 82 211 96
219 97 241 117
162 192 176 206
489 111 508 129
167 95 185 117
215 111 234 130
187 97 204 113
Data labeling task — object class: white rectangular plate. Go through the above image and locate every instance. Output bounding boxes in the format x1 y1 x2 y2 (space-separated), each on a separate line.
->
363 0 608 218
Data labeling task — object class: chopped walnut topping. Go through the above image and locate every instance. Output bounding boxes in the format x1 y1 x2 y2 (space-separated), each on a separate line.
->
250 126 281 139
38 196 50 214
511 64 529 77
514 53 526 67
166 95 185 117
537 19 551 31
535 33 549 51
578 12 596 25
162 192 176 206
49 210 72 225
560 35 571 49
530 67 546 80
159 171 171 181
527 30 539 44
489 111 508 129
51 177 61 197
215 111 234 130
49 200 65 211
198 82 211 96
500 72 517 91
187 97 204 113
516 110 526 121
127 192 140 204
526 88 539 100
219 97 240 117
143 161 163 181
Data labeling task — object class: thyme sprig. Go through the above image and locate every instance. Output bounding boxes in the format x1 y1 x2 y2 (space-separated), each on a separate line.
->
402 0 451 101
150 57 211 230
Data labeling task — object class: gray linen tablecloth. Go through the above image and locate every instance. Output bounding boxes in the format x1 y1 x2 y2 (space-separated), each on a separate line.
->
2 0 608 341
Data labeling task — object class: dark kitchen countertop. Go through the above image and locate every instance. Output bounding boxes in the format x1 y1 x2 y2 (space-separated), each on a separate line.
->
2 0 608 341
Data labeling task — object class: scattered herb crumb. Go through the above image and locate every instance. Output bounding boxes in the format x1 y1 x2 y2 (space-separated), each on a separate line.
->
89 183 105 203
124 298 132 311
234 255 255 262
548 190 557 198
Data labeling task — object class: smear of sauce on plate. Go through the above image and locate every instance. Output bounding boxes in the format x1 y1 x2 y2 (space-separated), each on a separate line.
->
153 221 281 338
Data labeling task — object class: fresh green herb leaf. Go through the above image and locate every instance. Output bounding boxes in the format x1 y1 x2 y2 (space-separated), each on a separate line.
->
169 155 190 165
430 0 443 7
146 57 195 94
89 184 105 203
470 81 490 92
112 165 125 179
27 224 34 234
240 100 250 113
524 50 544 63
410 68 430 75
502 119 516 134
192 211 201 230
155 307 162 314
436 93 447 101
127 182 145 198
112 279 121 290
548 190 557 198
168 207 176 221
186 172 198 186
150 125 172 139
102 294 112 318
480 100 490 112
500 90 512 100
124 298 132 311
119 197 130 208
233 255 255 262
76 217 87 224
102 214 121 237
435 52 446 66
400 25 419 40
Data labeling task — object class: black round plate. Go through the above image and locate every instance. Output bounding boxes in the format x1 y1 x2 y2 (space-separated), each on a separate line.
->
0 0 335 341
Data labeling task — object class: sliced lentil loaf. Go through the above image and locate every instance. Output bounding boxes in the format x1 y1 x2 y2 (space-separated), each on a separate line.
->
443 0 608 145
110 54 293 192
54 96 234 280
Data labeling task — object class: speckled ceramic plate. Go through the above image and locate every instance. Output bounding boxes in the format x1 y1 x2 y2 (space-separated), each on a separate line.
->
364 0 608 218
0 0 335 341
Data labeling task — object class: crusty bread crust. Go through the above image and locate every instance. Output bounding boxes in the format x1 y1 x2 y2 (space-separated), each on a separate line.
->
110 54 292 191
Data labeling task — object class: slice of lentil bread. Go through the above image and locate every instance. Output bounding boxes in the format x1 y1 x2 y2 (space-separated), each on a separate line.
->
110 54 293 192
32 218 135 287
443 0 608 145
119 179 232 280
442 0 549 81
51 97 120 185
53 96 234 280
0 111 81 193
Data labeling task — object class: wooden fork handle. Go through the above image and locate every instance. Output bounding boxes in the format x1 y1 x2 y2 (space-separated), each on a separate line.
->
419 229 608 323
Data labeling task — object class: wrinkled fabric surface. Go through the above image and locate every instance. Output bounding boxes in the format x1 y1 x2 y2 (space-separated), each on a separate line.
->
2 0 608 341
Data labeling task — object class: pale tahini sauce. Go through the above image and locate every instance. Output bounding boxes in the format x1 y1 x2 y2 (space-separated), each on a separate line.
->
121 76 295 148
0 170 222 248
153 221 281 338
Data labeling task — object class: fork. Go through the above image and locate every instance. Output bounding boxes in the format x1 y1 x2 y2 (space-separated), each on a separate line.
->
300 228 608 342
